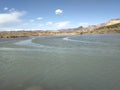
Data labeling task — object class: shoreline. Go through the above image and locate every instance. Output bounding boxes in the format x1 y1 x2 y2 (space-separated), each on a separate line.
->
0 19 120 38
0 31 120 38
0 30 120 38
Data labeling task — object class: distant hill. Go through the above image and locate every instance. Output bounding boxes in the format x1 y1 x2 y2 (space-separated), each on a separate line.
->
73 18 120 34
0 18 120 38
89 23 120 34
105 18 120 26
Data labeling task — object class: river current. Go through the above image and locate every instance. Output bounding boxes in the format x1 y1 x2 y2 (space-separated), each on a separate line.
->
0 34 120 90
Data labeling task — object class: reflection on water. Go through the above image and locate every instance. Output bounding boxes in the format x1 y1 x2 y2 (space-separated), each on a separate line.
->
0 34 120 90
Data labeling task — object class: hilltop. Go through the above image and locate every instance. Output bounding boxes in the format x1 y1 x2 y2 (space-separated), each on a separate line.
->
72 18 120 34
0 18 120 38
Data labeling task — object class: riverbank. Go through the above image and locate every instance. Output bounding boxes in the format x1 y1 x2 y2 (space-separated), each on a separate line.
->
0 21 120 38
0 30 120 38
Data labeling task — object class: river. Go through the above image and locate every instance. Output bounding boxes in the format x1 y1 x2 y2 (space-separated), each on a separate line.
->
0 34 120 90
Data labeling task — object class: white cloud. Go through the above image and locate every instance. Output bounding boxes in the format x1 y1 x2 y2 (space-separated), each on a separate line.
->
37 17 43 20
38 24 44 27
0 11 24 25
46 21 53 25
30 19 34 23
45 21 70 29
55 21 70 28
79 22 89 27
36 21 70 30
55 9 63 15
0 7 70 31
0 9 26 31
4 7 8 11
9 8 16 12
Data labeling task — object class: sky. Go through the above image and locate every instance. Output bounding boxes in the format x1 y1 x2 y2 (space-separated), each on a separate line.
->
0 0 120 31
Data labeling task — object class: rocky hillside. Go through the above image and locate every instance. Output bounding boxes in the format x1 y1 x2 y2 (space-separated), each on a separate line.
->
74 18 120 34
89 23 120 34
105 18 120 26
88 19 120 34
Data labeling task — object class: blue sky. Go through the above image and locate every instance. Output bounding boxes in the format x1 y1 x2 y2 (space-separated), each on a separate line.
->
0 0 120 31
